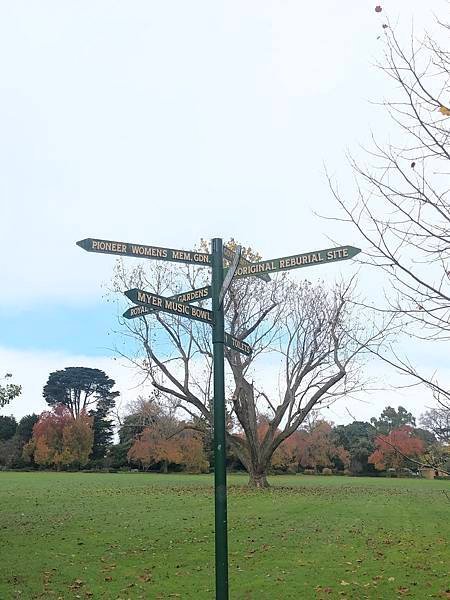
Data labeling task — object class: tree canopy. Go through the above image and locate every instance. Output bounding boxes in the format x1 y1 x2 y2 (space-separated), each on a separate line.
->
43 367 119 418
370 406 416 435
0 373 21 409
43 367 119 459
112 241 388 486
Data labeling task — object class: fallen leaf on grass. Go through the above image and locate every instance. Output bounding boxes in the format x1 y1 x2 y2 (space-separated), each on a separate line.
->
69 579 84 590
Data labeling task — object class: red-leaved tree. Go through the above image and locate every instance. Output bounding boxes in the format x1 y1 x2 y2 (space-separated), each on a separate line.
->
127 424 208 473
23 405 93 468
368 426 424 471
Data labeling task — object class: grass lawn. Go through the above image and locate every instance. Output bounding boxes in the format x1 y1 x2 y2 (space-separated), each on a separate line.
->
0 472 449 599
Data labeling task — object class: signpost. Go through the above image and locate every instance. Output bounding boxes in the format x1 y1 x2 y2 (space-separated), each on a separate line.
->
76 237 211 266
77 236 360 600
122 286 212 320
224 333 252 356
124 289 213 324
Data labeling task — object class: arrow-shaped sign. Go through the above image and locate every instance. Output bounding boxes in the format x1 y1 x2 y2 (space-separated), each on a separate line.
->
219 246 242 307
123 286 211 320
77 238 211 266
125 288 213 324
224 333 252 356
233 245 361 278
223 245 270 283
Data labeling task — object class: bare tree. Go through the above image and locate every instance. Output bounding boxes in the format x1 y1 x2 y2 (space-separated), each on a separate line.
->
111 244 387 487
328 16 450 409
421 406 450 443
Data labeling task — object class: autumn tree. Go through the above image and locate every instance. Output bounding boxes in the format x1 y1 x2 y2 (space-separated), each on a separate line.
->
24 406 93 468
269 430 300 473
295 420 350 472
172 428 209 473
128 427 177 471
61 416 95 467
112 250 387 486
0 373 21 409
328 14 450 409
368 426 425 471
125 396 209 473
43 367 118 458
126 398 182 472
131 426 209 473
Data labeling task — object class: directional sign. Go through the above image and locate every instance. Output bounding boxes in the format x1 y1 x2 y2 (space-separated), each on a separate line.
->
123 286 211 320
219 246 242 306
77 238 211 266
125 288 213 324
224 333 252 356
223 245 270 282
233 245 361 278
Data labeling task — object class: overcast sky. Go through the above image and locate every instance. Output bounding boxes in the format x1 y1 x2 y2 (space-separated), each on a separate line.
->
1 1 446 424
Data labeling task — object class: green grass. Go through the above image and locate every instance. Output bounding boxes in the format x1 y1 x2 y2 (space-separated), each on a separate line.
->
0 473 449 599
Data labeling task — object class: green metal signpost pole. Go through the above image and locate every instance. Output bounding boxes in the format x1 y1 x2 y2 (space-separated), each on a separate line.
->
211 237 229 600
77 234 360 600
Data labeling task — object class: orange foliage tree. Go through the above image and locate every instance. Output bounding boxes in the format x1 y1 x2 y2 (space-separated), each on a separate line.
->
368 426 425 471
127 423 209 473
258 418 349 473
23 405 93 468
127 426 182 472
292 421 349 471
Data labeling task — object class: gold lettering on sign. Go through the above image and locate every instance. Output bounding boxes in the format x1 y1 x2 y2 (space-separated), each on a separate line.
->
130 245 168 258
191 307 212 322
172 250 192 261
193 253 209 263
175 287 209 304
326 248 348 260
165 300 190 315
131 305 149 317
